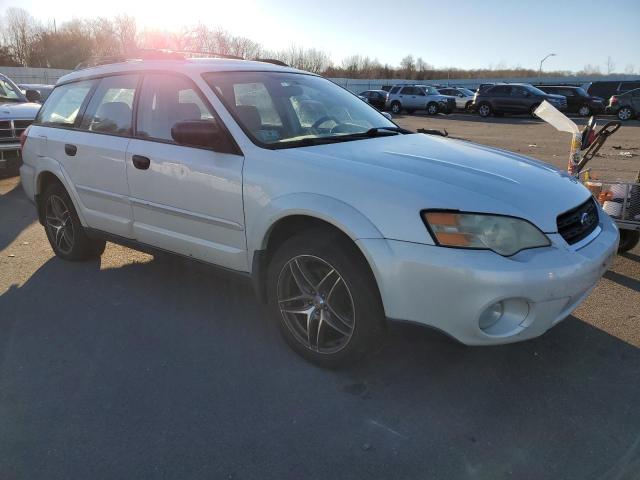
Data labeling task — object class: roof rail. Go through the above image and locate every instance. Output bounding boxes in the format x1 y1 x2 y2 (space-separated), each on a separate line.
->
253 58 289 67
74 48 245 70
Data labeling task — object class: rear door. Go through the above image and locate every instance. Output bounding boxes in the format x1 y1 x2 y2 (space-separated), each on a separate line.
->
125 73 246 271
489 85 512 111
64 74 139 237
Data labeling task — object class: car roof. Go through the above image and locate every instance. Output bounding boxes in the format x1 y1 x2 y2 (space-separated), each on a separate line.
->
57 58 306 85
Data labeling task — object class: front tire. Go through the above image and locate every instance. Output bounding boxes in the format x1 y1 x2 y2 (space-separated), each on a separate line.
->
267 229 386 368
390 101 402 114
618 230 640 253
617 107 634 121
41 182 106 261
426 102 439 115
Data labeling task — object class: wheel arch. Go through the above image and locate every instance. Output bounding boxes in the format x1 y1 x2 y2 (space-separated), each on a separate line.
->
34 166 87 227
248 194 383 302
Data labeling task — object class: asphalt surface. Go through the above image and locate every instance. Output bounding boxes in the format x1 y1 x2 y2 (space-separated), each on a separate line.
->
1 115 639 479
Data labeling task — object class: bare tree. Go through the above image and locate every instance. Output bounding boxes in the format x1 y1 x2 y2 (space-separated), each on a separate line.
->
1 8 40 66
400 55 415 78
606 56 615 74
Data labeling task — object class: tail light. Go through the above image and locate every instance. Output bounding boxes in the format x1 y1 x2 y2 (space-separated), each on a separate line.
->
19 125 31 153
610 96 618 105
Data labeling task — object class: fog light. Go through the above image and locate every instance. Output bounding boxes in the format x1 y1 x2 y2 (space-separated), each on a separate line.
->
479 301 504 330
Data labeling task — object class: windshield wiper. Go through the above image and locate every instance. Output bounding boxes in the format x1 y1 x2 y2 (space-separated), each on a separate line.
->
365 126 412 136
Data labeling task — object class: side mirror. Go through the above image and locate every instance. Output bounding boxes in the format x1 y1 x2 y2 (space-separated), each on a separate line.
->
25 89 42 103
171 120 221 149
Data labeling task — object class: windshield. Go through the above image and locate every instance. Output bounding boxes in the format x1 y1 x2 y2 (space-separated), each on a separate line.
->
0 75 27 102
460 88 475 96
204 72 396 148
526 85 547 96
575 87 589 97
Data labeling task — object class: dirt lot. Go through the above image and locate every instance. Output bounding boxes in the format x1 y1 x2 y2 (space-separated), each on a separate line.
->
1 116 639 479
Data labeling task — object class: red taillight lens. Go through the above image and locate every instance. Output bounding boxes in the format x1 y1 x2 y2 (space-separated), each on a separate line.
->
19 125 31 153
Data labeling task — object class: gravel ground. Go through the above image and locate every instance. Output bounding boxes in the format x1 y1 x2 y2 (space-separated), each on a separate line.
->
0 115 639 479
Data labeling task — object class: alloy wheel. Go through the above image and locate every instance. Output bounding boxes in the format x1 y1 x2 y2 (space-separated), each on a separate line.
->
277 255 355 354
578 105 591 116
478 104 490 117
427 104 438 115
45 194 75 255
391 103 401 114
618 108 632 121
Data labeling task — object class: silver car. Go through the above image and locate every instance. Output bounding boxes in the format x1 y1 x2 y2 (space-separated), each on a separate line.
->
385 85 456 115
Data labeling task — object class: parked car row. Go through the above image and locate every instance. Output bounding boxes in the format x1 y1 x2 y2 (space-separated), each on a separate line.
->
361 79 640 121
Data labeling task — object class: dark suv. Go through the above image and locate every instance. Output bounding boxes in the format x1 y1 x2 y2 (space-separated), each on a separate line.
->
473 83 567 118
607 88 640 121
537 85 604 116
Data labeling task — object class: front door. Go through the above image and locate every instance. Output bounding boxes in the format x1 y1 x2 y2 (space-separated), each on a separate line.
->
125 73 247 271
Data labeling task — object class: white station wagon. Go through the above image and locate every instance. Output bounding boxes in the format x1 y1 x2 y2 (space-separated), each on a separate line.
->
20 55 618 367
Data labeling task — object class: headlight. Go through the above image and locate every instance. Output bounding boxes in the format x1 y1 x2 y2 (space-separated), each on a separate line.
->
422 211 550 256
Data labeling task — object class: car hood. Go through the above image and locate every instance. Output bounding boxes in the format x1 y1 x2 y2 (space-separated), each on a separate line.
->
290 133 590 233
0 102 41 120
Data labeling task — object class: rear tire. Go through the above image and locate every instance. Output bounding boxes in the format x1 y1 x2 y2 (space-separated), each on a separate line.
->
578 105 591 117
617 107 634 121
618 230 640 253
477 103 492 117
267 228 386 368
41 182 106 261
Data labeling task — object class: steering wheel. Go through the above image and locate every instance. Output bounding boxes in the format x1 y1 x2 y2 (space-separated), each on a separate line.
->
311 115 340 131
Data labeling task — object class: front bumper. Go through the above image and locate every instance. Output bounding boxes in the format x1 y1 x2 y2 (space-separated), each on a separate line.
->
358 213 618 345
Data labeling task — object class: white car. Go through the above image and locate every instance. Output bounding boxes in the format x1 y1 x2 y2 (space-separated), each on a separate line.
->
438 87 476 110
20 57 619 367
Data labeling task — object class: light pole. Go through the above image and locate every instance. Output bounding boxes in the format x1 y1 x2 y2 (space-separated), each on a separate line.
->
538 53 557 83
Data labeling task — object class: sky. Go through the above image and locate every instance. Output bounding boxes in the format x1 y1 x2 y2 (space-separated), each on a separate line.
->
1 0 639 72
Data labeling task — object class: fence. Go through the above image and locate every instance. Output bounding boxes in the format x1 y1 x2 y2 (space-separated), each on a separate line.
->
0 67 72 85
1 66 638 93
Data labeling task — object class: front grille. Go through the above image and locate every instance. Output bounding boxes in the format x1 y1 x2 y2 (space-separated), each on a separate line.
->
0 120 12 139
557 197 599 245
0 119 32 140
13 119 32 138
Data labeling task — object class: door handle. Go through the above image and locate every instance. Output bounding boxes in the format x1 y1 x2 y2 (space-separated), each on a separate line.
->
132 154 150 170
64 144 77 156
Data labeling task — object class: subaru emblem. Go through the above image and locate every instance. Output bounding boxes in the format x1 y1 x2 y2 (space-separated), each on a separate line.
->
580 212 590 226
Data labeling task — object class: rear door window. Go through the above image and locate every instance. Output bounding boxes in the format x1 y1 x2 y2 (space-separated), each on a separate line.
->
37 80 95 126
400 87 414 95
79 74 139 135
488 85 510 95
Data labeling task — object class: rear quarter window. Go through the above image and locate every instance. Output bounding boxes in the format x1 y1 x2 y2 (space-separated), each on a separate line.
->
36 80 95 126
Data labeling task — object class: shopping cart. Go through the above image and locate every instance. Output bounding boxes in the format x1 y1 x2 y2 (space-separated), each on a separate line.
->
534 102 640 253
